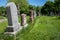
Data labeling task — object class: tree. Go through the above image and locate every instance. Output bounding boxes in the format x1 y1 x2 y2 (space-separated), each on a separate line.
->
0 7 6 16
54 0 60 15
41 1 54 15
9 0 29 14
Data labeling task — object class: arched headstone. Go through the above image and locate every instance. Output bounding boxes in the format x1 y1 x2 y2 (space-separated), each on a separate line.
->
5 2 21 34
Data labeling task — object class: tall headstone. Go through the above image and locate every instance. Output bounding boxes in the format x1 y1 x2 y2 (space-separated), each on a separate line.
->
21 13 28 27
30 10 34 24
5 2 21 34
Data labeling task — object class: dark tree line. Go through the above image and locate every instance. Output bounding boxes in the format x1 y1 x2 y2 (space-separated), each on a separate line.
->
0 7 6 16
0 0 60 16
41 0 60 16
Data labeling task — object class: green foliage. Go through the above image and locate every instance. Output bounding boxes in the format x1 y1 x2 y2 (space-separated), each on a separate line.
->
0 7 6 16
54 0 60 14
41 0 60 15
9 0 29 14
41 1 54 15
36 6 41 12
29 5 34 10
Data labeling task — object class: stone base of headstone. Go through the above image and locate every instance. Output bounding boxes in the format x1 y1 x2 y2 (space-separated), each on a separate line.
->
4 23 22 35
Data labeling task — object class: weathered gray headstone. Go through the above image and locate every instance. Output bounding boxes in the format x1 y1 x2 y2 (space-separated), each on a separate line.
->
21 13 28 27
5 2 21 34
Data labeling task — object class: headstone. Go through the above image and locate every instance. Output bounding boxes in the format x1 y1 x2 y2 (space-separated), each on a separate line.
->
58 11 60 16
21 13 28 27
5 2 21 34
50 11 54 16
37 12 40 16
34 11 37 18
30 10 34 24
17 4 20 15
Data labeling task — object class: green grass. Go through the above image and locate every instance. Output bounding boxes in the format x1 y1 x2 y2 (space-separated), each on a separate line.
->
0 16 60 40
0 21 8 40
0 21 8 33
17 16 60 40
0 16 6 19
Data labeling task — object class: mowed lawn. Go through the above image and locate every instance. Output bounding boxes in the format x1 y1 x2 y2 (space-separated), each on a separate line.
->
17 16 60 40
0 16 60 40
